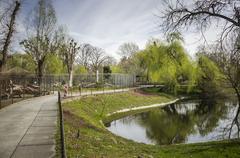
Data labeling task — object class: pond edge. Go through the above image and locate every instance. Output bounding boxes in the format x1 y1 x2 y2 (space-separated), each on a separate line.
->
106 97 186 117
102 96 187 125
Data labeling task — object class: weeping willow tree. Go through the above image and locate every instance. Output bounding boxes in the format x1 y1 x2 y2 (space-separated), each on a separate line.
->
138 33 197 94
196 54 225 98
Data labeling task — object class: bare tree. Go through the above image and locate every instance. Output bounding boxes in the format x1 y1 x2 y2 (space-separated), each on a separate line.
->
118 42 139 58
103 56 117 66
0 1 20 72
217 34 240 138
20 0 58 84
161 0 240 138
88 46 108 82
60 39 80 87
161 0 240 41
76 43 92 71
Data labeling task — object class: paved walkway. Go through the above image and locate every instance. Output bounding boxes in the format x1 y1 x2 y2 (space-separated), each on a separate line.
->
0 88 135 158
0 95 58 158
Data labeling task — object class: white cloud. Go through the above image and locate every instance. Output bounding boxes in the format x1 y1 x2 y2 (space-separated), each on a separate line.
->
53 0 162 59
16 0 218 60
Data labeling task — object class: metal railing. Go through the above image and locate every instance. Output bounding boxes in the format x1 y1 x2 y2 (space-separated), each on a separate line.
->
58 91 67 158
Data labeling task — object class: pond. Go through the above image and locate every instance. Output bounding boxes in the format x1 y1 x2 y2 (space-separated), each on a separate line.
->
106 99 239 145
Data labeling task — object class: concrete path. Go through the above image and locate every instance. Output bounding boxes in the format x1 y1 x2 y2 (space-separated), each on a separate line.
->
0 88 137 158
0 95 58 158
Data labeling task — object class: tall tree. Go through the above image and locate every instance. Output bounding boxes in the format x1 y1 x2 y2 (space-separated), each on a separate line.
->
161 0 240 138
20 0 58 83
202 35 240 138
0 1 20 72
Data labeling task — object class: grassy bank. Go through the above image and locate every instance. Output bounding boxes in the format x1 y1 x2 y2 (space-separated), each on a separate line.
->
63 91 240 158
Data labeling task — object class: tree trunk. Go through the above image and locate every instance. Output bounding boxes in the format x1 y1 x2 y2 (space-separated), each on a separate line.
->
229 87 240 138
96 70 99 83
37 60 44 86
234 89 240 120
0 1 20 72
68 69 73 87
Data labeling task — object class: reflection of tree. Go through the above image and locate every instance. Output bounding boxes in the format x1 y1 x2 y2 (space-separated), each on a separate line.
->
137 99 230 145
194 99 228 136
138 104 195 145
222 100 240 139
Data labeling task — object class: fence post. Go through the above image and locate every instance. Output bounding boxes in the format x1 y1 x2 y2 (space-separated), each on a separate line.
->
103 85 104 94
23 78 26 99
44 77 46 96
53 76 55 94
11 80 13 104
122 76 123 92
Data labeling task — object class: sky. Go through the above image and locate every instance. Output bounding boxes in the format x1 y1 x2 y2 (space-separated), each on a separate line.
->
16 0 221 60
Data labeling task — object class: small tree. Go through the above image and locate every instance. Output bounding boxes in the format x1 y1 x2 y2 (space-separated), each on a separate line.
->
60 39 80 87
88 46 108 83
103 65 112 80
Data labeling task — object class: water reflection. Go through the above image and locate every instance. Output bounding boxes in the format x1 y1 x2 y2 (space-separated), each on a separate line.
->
106 99 239 145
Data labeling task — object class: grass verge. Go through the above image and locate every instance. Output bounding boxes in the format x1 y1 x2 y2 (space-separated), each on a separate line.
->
63 91 240 158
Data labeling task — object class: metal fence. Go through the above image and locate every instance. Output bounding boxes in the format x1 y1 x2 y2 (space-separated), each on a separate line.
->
0 73 138 108
53 73 136 88
0 75 55 108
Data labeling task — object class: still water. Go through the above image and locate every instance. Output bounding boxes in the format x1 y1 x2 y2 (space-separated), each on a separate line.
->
106 99 239 145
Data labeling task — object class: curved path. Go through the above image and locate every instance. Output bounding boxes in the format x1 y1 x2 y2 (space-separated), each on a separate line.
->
0 94 58 158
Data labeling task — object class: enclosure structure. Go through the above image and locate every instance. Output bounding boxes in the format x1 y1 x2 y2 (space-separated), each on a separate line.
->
0 73 137 108
0 74 55 108
53 73 136 88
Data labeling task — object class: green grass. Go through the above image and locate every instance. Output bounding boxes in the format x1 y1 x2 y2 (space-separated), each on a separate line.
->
60 86 124 94
63 91 240 158
55 112 61 158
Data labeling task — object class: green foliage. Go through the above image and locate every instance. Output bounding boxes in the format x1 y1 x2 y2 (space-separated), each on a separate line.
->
136 33 197 94
74 65 87 74
103 65 112 80
110 65 122 73
196 55 224 98
6 53 35 73
44 54 65 74
103 65 112 74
